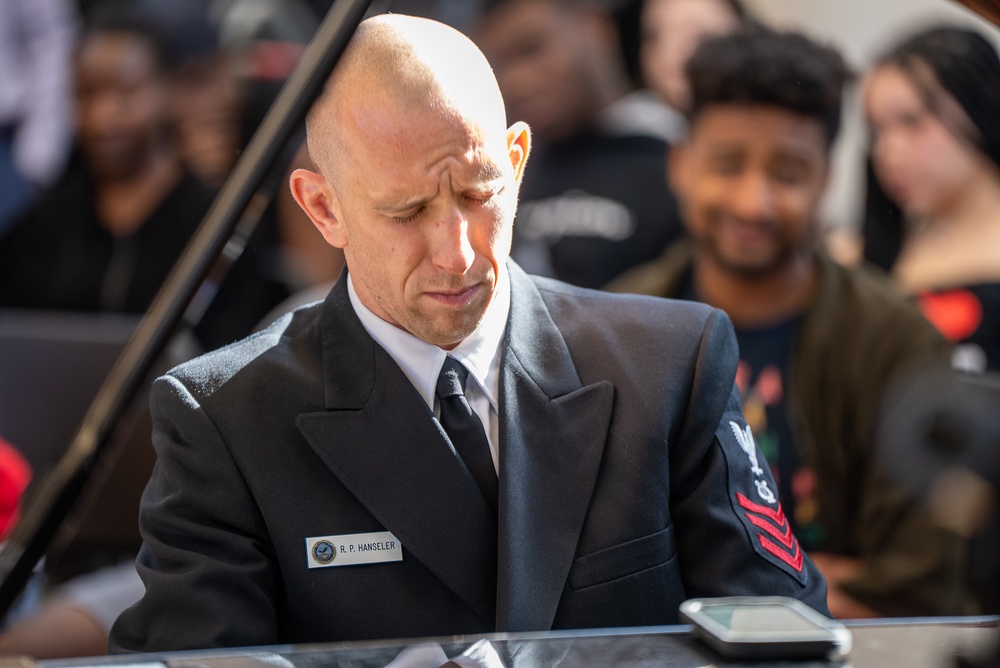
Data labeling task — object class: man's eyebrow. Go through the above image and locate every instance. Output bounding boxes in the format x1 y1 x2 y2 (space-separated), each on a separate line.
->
375 194 433 214
772 151 813 165
374 162 507 212
445 161 506 194
704 141 746 154
475 164 505 182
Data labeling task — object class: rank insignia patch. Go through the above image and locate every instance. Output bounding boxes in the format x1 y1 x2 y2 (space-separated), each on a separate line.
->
717 416 807 583
736 492 803 574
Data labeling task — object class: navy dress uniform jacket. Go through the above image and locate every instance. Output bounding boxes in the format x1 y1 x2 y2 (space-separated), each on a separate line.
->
110 262 828 652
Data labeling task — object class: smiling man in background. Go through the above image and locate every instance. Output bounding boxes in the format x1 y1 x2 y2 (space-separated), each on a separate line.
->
610 26 965 618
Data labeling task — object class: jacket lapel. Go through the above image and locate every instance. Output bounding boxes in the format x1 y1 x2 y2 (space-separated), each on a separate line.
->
295 277 497 627
496 265 615 632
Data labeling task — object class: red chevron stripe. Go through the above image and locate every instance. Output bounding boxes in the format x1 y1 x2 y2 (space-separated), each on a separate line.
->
745 512 795 549
736 492 785 524
759 533 803 572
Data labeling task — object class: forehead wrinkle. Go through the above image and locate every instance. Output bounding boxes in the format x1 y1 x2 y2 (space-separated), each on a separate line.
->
370 149 502 213
353 104 507 201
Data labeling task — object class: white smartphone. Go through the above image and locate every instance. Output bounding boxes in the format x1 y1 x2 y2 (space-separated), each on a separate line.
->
679 596 852 661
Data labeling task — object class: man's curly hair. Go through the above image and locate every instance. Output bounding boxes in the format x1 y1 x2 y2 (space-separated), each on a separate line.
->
686 26 852 147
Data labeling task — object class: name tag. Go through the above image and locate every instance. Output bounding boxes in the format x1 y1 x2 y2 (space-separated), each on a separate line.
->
305 531 403 569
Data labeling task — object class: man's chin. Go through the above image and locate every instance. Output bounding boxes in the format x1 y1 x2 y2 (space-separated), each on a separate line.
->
413 313 488 349
426 328 477 350
713 251 788 279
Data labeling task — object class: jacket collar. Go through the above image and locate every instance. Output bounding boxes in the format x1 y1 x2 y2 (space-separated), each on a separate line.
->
496 263 614 631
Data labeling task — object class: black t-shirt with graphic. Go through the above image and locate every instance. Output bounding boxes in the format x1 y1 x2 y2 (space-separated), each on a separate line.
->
917 283 1000 373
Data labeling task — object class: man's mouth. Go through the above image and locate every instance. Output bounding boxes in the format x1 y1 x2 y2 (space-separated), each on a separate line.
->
425 283 483 306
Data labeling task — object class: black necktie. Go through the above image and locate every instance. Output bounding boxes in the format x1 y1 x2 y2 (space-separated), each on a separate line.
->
436 357 498 514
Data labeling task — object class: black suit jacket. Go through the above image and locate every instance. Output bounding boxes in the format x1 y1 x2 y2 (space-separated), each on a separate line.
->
110 263 827 652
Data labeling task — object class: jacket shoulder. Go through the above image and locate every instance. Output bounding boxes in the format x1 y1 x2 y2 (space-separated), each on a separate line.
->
167 300 324 400
527 273 737 386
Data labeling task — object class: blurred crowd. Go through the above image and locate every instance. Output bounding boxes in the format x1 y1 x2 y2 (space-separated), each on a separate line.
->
0 0 999 658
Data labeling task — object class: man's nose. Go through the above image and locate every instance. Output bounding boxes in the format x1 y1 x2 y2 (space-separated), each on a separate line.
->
429 205 476 274
729 171 777 221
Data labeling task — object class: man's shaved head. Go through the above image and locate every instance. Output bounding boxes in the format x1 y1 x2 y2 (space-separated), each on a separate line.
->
306 14 509 188
290 14 530 348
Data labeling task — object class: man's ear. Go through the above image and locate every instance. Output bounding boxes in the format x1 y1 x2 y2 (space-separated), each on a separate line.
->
288 168 347 249
506 121 531 184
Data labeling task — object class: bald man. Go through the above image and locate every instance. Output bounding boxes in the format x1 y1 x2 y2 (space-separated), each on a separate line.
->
109 15 828 652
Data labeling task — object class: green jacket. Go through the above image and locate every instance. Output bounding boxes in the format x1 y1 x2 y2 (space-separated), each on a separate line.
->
609 241 973 616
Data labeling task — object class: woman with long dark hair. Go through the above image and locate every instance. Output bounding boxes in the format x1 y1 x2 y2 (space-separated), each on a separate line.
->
864 26 1000 372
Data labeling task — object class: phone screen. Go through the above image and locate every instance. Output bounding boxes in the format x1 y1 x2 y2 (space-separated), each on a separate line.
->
700 603 831 638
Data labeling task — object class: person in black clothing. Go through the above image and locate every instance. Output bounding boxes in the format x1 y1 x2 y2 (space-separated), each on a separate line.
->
0 11 214 315
0 159 212 315
474 0 683 289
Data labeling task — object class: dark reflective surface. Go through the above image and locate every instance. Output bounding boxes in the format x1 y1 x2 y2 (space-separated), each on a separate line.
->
36 617 999 668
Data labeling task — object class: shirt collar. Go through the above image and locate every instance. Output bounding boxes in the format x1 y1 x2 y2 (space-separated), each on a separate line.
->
346 265 510 411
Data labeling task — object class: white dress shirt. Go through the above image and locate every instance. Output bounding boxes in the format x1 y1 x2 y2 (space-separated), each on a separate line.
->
347 266 510 473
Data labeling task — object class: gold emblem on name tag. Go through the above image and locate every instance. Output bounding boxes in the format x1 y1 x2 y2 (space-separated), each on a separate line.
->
312 540 336 564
